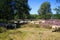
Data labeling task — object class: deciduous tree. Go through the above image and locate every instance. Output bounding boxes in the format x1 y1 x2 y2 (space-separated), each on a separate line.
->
38 2 52 19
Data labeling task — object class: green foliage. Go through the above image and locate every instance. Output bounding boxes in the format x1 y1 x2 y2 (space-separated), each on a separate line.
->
15 0 31 19
0 0 30 22
14 14 19 19
54 13 60 19
0 0 14 20
38 2 52 19
54 6 60 19
30 14 40 19
54 6 60 13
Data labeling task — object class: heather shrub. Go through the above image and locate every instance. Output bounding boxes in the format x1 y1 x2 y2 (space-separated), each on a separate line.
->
41 24 52 29
45 25 52 29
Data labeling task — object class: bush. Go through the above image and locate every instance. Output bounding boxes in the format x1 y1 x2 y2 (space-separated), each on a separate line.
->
0 27 6 33
40 24 52 29
45 25 52 29
35 24 40 28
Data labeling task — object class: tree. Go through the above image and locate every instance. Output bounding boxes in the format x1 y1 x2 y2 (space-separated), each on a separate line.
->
0 0 15 21
15 0 30 19
30 14 40 19
38 2 52 19
54 6 60 14
54 6 60 19
0 0 30 22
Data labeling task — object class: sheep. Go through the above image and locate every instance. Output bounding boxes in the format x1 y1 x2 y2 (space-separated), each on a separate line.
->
29 21 40 24
52 25 60 32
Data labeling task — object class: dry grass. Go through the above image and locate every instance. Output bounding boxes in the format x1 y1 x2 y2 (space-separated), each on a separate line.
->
0 24 60 40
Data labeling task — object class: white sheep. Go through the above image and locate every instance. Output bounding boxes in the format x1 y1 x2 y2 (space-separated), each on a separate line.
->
52 25 60 32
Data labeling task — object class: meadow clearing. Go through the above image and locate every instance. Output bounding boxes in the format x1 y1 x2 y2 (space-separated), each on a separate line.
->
0 24 60 40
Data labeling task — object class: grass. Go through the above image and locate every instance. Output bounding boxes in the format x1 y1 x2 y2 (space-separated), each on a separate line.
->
0 32 10 40
0 24 60 40
0 29 27 40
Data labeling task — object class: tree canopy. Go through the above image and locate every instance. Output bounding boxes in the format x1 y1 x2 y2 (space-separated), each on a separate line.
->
38 2 52 19
53 6 60 19
0 0 30 22
15 0 31 19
